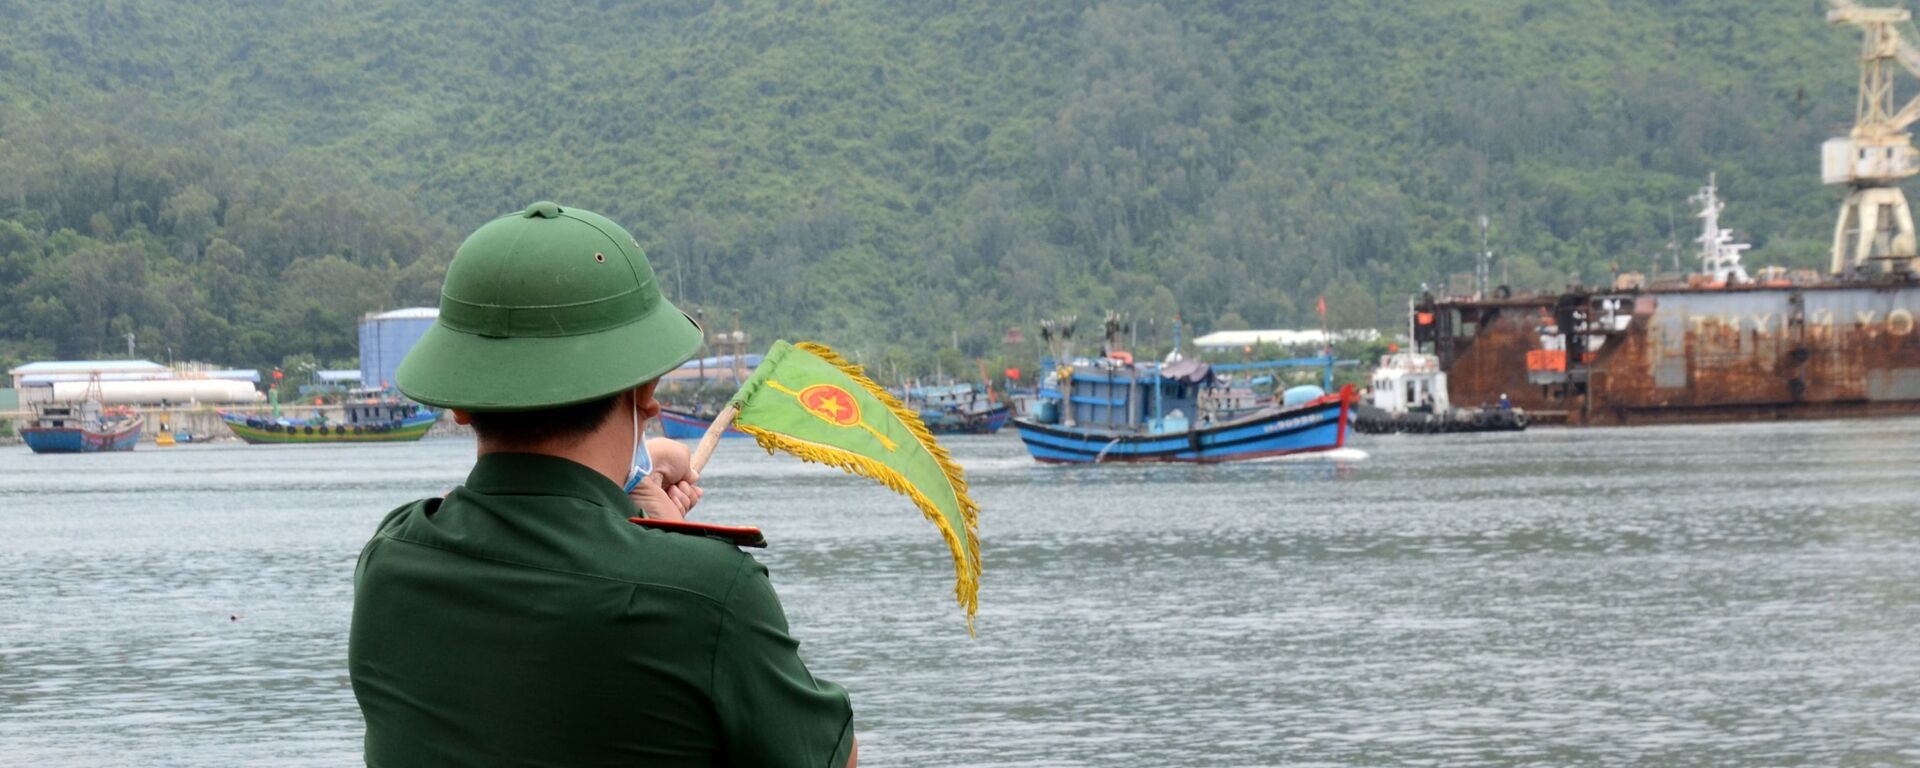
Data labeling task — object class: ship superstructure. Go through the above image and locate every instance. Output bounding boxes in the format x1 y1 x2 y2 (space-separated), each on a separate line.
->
1691 175 1752 285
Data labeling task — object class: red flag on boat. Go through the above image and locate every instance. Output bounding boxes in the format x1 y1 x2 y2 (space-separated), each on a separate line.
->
1316 296 1327 316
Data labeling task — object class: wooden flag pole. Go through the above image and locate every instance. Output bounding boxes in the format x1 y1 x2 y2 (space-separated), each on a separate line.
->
689 404 738 474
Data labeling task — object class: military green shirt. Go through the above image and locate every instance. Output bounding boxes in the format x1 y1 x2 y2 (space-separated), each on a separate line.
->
349 453 854 767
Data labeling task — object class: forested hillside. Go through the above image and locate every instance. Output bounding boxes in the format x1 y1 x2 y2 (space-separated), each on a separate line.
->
0 0 1873 372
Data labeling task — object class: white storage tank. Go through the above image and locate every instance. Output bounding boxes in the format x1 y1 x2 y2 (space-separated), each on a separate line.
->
359 308 438 392
51 379 264 405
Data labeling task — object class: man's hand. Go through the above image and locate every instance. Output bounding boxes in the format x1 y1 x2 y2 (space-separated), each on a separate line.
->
628 472 702 521
646 438 697 487
629 439 702 521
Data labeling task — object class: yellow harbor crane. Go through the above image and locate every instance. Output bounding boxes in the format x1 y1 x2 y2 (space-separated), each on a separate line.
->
1826 0 1920 274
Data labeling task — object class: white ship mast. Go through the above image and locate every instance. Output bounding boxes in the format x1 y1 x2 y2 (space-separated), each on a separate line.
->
1689 173 1751 284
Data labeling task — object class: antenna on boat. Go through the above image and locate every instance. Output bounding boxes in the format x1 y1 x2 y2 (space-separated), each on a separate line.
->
1102 311 1124 358
1689 173 1752 284
1317 295 1333 390
1407 294 1418 355
1476 215 1493 299
1666 202 1681 274
1056 316 1078 426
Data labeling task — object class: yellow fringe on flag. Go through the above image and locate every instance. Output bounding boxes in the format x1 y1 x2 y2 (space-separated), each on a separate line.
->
739 341 983 632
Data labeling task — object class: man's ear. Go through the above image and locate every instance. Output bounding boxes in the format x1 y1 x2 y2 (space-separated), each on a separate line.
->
634 380 662 420
451 409 473 425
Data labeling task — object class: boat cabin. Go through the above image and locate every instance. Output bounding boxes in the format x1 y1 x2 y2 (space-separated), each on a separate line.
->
903 383 995 415
30 401 92 429
342 388 426 427
1369 352 1451 415
1031 358 1213 435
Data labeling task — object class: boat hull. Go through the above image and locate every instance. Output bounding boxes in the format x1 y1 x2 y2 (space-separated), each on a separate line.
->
1014 388 1353 464
921 403 1012 435
21 419 143 454
219 412 436 444
1352 404 1529 434
659 408 748 439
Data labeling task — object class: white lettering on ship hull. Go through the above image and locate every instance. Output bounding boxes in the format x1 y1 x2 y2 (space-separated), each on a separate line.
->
1261 413 1326 434
1677 309 1915 336
1893 309 1916 335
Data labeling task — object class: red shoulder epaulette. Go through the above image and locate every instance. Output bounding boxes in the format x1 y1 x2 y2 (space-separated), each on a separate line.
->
628 517 768 548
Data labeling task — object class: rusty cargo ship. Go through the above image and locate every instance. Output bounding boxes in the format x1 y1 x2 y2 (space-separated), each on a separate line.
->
1414 277 1920 426
1409 5 1920 428
1412 180 1920 426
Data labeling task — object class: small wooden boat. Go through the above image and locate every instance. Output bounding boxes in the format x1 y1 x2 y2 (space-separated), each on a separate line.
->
899 384 1012 435
21 401 143 453
220 389 435 444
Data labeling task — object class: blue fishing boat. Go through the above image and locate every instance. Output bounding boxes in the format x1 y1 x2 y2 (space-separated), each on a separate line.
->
899 383 1012 435
1013 355 1354 464
659 407 748 440
21 401 143 454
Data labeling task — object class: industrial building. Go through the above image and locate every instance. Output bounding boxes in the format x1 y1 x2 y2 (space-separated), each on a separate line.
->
9 360 168 389
300 370 365 398
660 353 763 383
1192 329 1381 352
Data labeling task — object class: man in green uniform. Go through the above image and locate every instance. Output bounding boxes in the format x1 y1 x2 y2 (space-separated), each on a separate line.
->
349 201 857 767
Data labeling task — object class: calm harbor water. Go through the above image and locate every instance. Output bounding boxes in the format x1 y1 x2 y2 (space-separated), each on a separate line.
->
1 419 1917 766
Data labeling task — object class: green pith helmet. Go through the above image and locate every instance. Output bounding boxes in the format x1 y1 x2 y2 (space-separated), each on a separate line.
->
396 201 702 411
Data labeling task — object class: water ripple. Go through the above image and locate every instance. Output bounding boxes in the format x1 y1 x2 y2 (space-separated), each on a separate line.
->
2 419 1918 765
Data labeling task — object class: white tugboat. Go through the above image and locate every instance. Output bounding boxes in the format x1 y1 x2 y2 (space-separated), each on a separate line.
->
1356 292 1528 435
1354 349 1528 434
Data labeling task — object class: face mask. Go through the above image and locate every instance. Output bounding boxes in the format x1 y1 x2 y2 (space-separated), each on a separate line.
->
622 393 653 494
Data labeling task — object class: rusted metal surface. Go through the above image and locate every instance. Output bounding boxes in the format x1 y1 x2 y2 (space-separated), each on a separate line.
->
1416 281 1920 426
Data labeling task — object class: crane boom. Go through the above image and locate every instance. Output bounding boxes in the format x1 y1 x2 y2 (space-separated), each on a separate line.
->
1833 0 1920 130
